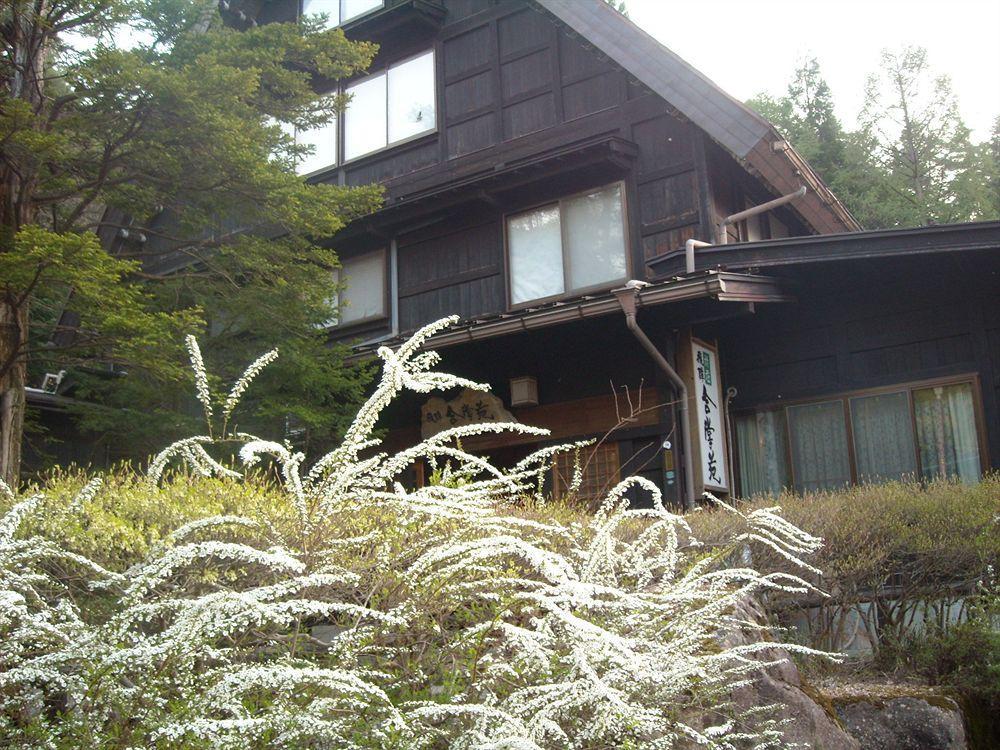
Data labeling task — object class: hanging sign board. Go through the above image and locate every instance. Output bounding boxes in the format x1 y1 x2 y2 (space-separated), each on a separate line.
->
692 339 729 492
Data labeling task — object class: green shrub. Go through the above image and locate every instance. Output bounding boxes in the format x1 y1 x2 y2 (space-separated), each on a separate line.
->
687 478 1000 650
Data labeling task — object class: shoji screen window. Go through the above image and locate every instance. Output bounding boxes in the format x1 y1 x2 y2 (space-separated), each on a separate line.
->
329 249 387 327
507 183 628 306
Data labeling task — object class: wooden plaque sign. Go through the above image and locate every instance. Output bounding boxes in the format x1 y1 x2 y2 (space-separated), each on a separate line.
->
421 390 516 439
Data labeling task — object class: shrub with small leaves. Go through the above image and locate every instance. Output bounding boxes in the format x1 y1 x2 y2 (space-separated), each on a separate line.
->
1 318 833 749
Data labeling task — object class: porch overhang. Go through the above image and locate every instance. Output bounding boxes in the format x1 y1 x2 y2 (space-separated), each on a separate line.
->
350 269 793 357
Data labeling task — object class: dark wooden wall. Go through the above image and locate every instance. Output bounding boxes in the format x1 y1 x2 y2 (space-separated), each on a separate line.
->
700 253 1000 469
305 0 802 339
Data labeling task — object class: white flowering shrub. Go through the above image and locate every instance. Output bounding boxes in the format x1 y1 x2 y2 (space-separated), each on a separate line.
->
1 317 831 749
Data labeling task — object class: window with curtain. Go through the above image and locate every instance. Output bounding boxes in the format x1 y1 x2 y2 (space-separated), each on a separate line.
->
787 401 852 493
914 383 981 483
507 183 628 306
735 410 790 497
329 250 386 327
344 50 436 161
850 391 916 483
735 378 983 497
302 0 382 28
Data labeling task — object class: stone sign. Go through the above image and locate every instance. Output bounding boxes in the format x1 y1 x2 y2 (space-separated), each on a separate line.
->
421 390 516 438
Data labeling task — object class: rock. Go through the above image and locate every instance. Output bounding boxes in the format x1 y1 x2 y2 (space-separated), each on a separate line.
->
727 652 861 749
835 696 968 750
713 599 861 749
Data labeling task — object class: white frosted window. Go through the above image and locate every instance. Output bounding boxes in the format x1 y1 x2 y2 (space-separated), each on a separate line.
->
563 184 626 291
335 251 386 325
302 0 340 27
388 51 436 143
341 0 382 23
344 73 387 160
296 116 338 175
508 205 564 304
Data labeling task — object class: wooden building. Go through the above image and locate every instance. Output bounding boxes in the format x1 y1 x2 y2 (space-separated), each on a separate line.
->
236 0 999 507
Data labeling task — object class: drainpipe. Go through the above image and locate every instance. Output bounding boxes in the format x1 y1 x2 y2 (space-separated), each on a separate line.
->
684 238 712 274
613 281 696 510
716 185 807 244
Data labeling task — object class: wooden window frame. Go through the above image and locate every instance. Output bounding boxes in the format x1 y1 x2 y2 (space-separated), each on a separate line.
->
342 48 438 164
733 373 988 496
300 0 384 29
330 246 390 330
293 101 339 178
503 180 632 310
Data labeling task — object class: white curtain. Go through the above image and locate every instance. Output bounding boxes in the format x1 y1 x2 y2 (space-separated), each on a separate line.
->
850 391 917 483
388 51 435 143
563 184 626 291
787 401 852 493
339 252 385 324
344 73 387 160
915 384 981 483
735 411 790 497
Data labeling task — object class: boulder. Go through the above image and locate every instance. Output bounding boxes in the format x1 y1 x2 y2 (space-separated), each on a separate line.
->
715 599 861 749
835 696 968 750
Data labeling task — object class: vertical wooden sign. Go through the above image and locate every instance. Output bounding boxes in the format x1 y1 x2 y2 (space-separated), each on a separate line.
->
691 338 729 493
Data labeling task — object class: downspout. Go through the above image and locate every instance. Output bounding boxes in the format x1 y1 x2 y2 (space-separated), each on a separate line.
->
685 238 712 274
613 281 696 510
716 185 807 245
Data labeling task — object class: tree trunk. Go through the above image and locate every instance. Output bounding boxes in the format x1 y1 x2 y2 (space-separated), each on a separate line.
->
0 300 28 489
0 2 47 488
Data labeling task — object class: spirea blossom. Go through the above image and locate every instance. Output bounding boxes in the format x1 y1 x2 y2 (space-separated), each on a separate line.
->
0 317 835 749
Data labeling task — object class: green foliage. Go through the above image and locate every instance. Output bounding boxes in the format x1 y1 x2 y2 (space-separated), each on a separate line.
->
689 477 1000 655
2 0 384 476
11 468 290 570
747 50 999 229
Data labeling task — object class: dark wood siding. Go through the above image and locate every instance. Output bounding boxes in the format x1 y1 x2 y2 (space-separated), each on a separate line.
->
703 255 1000 469
396 220 504 331
325 0 813 332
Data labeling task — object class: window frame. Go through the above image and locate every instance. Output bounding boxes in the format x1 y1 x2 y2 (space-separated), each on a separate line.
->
291 108 339 178
503 180 632 310
341 48 438 164
299 0 384 29
329 246 390 330
733 373 988 496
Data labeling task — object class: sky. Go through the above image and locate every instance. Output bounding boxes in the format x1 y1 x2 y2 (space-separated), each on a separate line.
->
626 0 1000 141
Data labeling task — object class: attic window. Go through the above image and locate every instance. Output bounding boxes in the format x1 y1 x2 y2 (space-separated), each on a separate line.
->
302 0 383 28
344 50 437 161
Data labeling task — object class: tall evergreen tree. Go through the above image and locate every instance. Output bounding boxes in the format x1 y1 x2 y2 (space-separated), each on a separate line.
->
749 49 998 230
1 1 382 485
858 46 983 226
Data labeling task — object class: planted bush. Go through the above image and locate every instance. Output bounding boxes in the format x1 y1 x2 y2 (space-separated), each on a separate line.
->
1 318 831 749
688 477 1000 654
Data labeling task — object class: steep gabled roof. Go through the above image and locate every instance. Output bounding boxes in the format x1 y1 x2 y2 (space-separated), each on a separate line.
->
536 0 860 233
